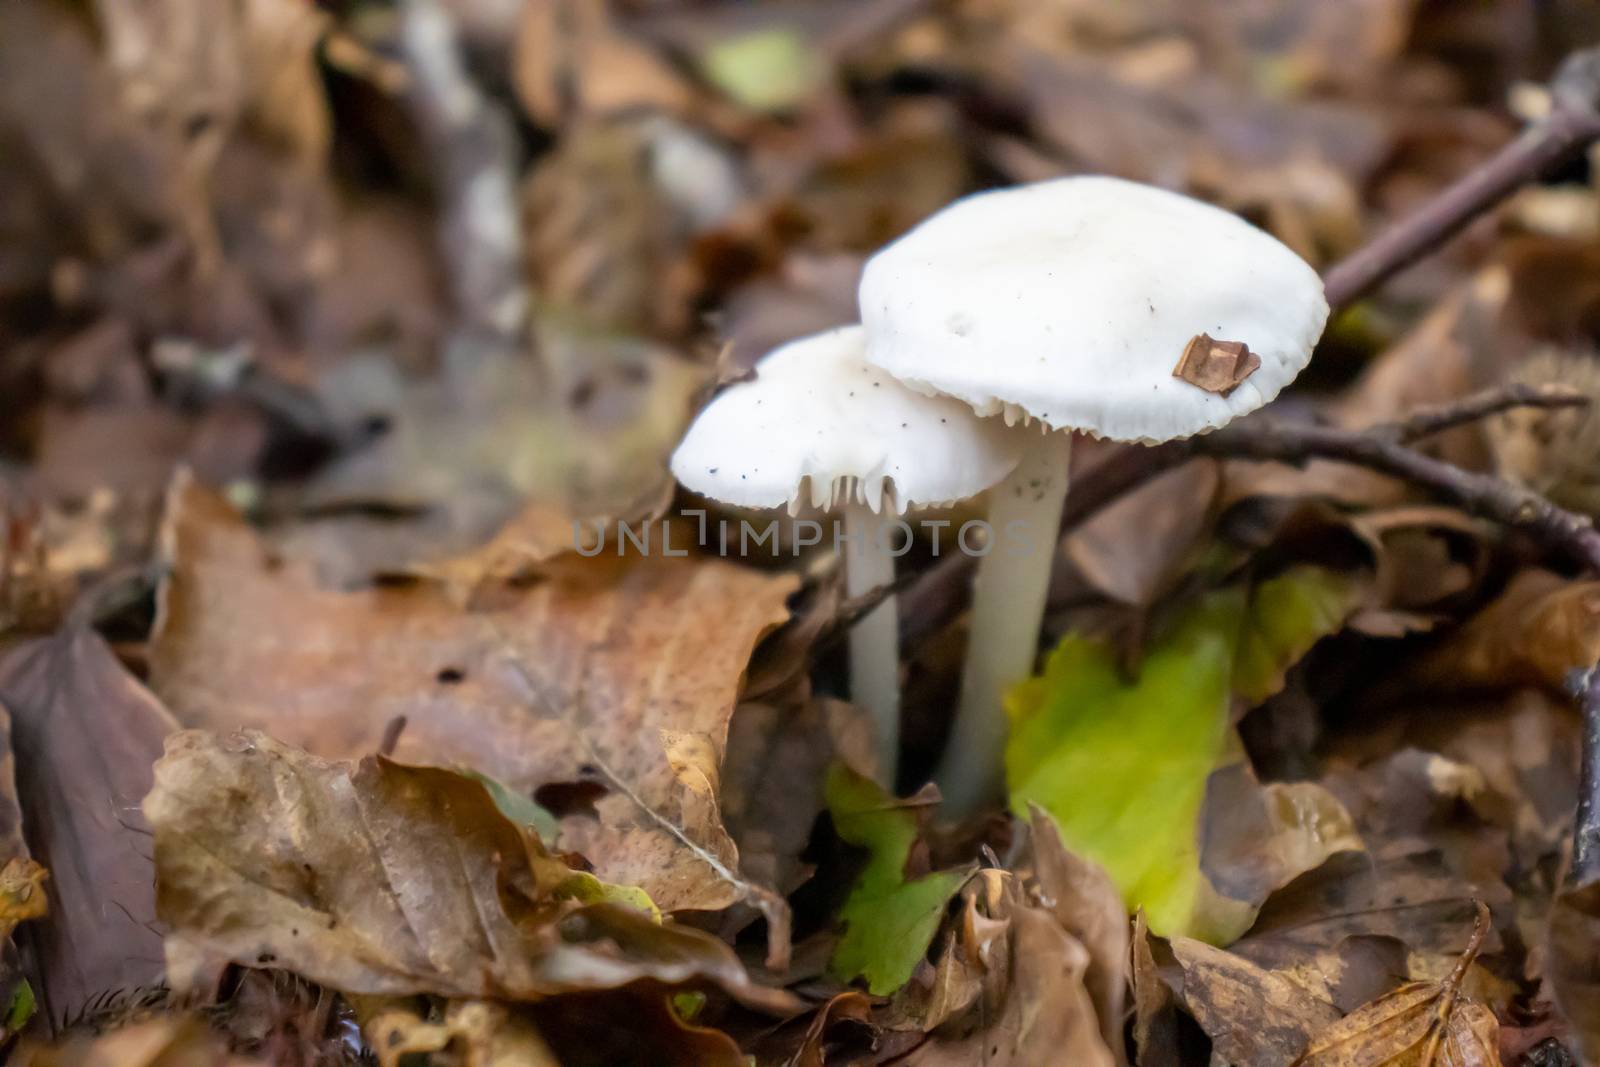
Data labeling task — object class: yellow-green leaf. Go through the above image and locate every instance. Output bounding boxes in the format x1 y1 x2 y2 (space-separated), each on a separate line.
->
1007 568 1354 942
700 28 823 113
826 766 971 995
1234 566 1357 704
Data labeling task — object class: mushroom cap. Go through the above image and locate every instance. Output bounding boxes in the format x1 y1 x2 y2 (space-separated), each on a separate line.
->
671 325 1022 515
858 175 1330 443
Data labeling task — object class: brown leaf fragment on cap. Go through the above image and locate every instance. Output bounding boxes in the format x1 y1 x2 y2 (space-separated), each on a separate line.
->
1174 333 1262 397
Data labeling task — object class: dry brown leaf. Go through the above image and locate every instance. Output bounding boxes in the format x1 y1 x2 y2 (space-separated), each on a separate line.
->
1029 806 1130 1059
1174 334 1261 397
1201 766 1365 914
146 729 797 1013
902 870 1116 1067
0 624 176 1027
15 1015 263 1067
1170 936 1341 1067
1294 902 1500 1066
0 858 48 939
526 987 752 1067
1487 349 1600 517
1065 458 1220 608
1131 912 1182 1067
1547 880 1600 1065
365 1000 560 1067
300 319 704 577
1231 848 1505 1007
893 870 1011 1034
514 0 694 128
149 478 795 948
772 991 875 1067
721 697 876 896
1411 569 1600 692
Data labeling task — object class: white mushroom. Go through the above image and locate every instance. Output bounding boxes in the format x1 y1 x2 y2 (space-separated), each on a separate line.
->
859 175 1329 814
671 325 1022 787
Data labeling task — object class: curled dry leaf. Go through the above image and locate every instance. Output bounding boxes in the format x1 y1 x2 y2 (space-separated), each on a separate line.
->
0 624 175 1028
1293 902 1500 1066
149 478 796 954
145 729 797 1014
1131 912 1182 1067
901 870 1116 1067
1028 806 1130 1059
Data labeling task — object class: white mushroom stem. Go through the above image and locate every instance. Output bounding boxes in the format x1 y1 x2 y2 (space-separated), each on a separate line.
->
935 432 1072 816
843 498 900 788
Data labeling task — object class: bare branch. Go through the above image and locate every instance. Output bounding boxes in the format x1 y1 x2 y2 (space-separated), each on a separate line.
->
1322 45 1600 310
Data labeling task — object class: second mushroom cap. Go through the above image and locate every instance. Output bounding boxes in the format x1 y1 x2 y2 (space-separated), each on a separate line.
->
671 325 1022 515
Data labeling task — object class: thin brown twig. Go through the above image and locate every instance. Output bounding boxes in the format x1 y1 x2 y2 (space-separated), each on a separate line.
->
1323 46 1600 310
891 382 1592 651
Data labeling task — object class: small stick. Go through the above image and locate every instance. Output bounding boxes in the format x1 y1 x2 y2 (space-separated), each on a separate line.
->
894 383 1588 649
1571 669 1600 887
1323 46 1600 309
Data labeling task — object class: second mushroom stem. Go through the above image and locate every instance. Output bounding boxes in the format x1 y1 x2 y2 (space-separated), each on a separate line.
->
935 431 1073 816
844 498 901 788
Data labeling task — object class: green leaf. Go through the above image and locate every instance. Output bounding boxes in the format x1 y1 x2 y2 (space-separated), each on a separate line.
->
700 28 823 113
461 767 562 843
463 767 661 920
551 868 662 922
826 765 971 995
1234 565 1356 704
4 979 34 1034
1006 568 1354 942
671 990 707 1023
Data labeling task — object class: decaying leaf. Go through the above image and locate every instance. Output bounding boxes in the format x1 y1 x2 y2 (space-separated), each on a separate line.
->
1200 767 1365 914
365 1000 560 1067
901 870 1116 1067
721 697 877 896
1294 902 1500 1066
149 478 795 947
1411 569 1600 692
1028 806 1130 1057
1131 912 1182 1067
1170 936 1341 1067
1547 861 1600 1065
1064 457 1220 608
0 858 48 939
1173 333 1261 397
826 766 972 996
145 729 795 1013
0 624 176 1027
1231 849 1504 1009
1007 568 1357 941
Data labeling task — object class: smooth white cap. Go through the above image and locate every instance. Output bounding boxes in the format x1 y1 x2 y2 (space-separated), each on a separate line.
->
671 326 1022 515
858 176 1329 443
